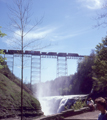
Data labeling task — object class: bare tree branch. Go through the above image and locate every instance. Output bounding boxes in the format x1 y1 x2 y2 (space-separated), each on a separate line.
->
6 1 51 119
23 16 44 37
94 1 107 28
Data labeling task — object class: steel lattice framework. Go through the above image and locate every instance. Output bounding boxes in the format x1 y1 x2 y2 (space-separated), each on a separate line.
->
1 49 84 85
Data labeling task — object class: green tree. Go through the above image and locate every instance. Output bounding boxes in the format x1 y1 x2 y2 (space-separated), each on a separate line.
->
72 51 95 94
0 27 6 37
92 36 107 92
0 50 6 69
0 27 6 69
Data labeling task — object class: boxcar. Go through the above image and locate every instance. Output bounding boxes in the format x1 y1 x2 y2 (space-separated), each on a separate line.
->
41 52 47 55
68 53 79 56
58 53 67 57
47 52 57 56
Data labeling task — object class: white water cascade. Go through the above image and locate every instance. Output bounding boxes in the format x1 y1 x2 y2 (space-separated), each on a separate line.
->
38 95 87 115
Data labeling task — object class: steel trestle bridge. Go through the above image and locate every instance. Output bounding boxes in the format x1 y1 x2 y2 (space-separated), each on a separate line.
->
1 49 84 83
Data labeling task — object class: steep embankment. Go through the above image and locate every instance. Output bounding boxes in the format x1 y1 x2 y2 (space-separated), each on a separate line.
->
0 73 43 118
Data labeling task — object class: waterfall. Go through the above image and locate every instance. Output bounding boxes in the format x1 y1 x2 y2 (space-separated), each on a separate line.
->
38 95 87 115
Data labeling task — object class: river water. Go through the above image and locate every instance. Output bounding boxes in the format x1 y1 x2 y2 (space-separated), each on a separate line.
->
38 94 88 115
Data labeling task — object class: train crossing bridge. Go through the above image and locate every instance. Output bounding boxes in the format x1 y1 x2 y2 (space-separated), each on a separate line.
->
1 49 84 83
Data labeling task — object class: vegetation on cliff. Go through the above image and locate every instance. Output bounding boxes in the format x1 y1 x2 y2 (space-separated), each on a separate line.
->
0 60 43 118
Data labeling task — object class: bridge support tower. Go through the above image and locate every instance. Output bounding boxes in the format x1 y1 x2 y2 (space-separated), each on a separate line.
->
57 56 68 77
5 54 14 74
30 55 41 89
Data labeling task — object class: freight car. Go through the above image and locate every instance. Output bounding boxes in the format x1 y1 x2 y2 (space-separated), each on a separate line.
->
41 52 47 55
25 51 40 55
67 53 79 56
8 50 22 54
47 52 57 56
57 53 67 57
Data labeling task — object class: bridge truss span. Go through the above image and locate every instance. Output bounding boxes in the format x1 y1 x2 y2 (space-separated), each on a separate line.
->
1 49 85 84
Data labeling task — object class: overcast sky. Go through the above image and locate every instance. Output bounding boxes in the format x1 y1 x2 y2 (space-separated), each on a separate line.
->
0 0 107 83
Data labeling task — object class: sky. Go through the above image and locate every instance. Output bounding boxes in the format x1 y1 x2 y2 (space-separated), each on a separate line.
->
0 0 107 83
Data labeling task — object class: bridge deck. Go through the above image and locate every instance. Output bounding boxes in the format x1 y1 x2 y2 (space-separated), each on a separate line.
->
1 49 85 57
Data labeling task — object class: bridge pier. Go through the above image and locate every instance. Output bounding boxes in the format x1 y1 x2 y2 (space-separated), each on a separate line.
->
5 54 14 74
30 55 41 89
57 56 68 77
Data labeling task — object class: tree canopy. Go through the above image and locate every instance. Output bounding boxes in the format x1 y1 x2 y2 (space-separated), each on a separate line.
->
92 36 107 92
0 27 6 37
71 51 95 94
0 27 6 69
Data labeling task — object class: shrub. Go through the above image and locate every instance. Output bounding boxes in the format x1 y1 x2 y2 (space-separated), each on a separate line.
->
71 99 86 110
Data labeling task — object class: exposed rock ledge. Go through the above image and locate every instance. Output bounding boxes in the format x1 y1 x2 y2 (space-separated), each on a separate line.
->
36 107 92 120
